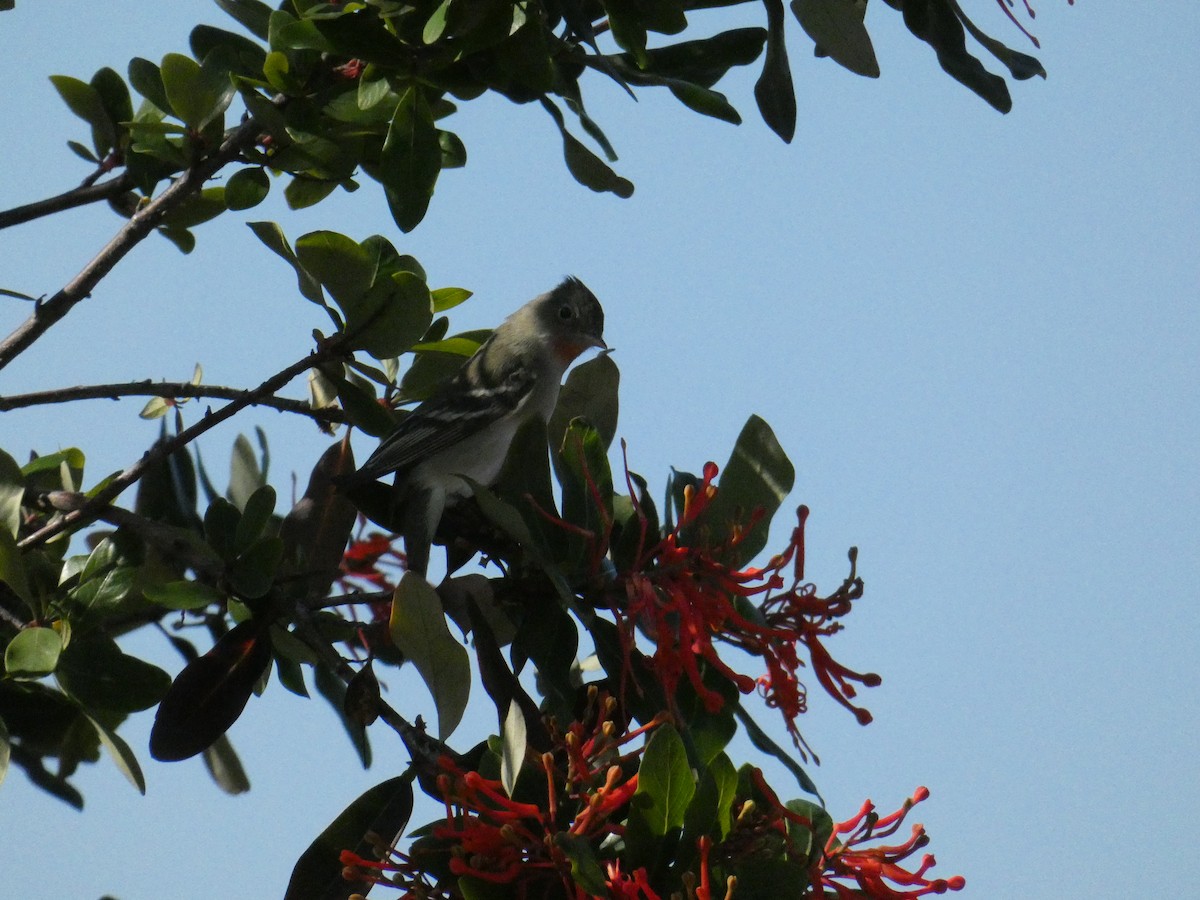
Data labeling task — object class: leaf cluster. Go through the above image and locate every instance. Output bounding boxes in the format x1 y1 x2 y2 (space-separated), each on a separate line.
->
35 0 1048 251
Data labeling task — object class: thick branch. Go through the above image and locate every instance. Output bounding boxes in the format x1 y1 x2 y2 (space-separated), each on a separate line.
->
0 171 135 230
17 339 343 550
0 379 345 424
0 117 261 373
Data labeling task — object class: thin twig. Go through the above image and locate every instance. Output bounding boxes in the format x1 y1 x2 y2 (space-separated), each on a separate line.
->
17 339 344 551
290 601 454 770
0 171 135 230
0 116 261 373
0 379 344 424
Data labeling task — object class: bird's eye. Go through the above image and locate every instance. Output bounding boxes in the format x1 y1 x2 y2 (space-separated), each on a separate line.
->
558 305 574 320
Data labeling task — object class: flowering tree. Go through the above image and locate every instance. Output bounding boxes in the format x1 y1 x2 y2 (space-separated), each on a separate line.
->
0 1 1062 897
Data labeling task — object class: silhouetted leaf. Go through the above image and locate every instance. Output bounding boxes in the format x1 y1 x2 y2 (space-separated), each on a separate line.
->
149 620 273 761
791 0 880 78
757 0 797 142
285 774 414 900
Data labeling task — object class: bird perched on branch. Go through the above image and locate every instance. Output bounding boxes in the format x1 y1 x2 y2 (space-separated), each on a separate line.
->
340 276 607 576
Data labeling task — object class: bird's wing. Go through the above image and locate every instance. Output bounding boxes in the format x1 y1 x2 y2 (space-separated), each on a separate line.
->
352 362 537 482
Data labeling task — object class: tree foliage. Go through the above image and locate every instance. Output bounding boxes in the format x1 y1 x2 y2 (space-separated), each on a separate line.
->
0 1 1060 896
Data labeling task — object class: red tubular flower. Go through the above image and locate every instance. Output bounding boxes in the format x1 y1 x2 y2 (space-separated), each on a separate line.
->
818 788 965 899
617 459 879 754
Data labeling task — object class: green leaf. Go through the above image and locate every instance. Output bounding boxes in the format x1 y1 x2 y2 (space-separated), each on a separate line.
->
0 528 33 609
56 633 171 714
144 579 226 610
734 703 821 799
216 0 273 41
160 52 234 129
346 271 434 361
247 220 326 306
295 230 374 307
0 448 23 537
235 484 277 551
128 57 172 114
389 572 470 740
756 0 797 142
149 620 273 761
284 176 340 210
84 711 146 794
91 66 133 140
159 186 228 228
190 24 269 79
285 775 414 900
430 286 472 313
5 627 62 678
687 751 738 840
557 418 614 546
625 722 695 869
49 74 117 155
550 352 620 458
225 166 271 210
693 414 795 567
228 536 284 599
786 797 834 865
791 0 880 78
381 87 442 233
553 833 608 896
500 698 526 797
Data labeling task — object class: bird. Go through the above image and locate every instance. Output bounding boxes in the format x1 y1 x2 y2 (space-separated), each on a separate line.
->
340 276 607 576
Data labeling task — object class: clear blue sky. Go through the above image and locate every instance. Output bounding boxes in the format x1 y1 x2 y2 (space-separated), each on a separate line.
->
2 2 1197 897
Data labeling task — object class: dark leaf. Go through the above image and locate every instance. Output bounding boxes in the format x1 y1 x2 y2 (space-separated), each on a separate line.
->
285 774 414 900
899 0 1011 112
149 620 273 761
541 98 634 198
56 633 171 714
756 0 797 142
791 0 880 78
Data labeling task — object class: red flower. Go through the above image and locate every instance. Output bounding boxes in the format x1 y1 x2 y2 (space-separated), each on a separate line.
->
618 460 879 756
818 788 966 898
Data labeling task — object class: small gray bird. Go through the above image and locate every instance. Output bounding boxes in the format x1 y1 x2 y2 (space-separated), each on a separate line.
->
343 277 606 575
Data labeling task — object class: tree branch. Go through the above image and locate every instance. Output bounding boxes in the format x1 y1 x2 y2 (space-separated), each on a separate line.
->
0 117 261 373
17 338 345 550
0 171 135 230
0 379 345 424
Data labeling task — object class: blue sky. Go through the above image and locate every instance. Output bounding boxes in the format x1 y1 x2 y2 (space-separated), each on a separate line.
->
1 2 1197 897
